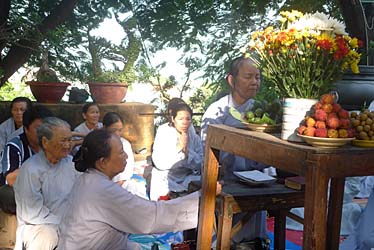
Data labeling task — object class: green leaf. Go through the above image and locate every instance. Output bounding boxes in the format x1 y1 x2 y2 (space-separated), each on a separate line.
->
229 107 245 122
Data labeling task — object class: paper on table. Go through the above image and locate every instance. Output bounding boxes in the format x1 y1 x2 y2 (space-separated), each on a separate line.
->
233 170 276 183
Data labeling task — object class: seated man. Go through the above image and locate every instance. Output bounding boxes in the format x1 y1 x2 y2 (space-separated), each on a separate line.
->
14 117 80 250
200 56 269 244
0 106 52 214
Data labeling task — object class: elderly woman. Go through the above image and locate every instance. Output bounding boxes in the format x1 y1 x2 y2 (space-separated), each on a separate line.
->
14 117 79 250
74 103 103 134
0 97 32 154
57 129 200 250
72 103 103 153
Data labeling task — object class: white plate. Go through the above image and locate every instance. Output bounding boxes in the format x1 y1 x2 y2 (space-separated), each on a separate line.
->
297 134 355 148
233 170 276 184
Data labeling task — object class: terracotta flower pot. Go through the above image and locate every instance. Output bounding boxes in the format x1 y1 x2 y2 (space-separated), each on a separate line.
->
87 82 128 104
26 81 70 103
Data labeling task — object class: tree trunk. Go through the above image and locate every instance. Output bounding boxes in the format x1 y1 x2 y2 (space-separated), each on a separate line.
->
0 0 79 87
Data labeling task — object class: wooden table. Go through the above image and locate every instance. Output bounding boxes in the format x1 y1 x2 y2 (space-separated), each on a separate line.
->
197 124 374 250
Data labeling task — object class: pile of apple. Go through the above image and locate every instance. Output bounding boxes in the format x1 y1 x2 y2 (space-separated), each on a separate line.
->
297 93 355 138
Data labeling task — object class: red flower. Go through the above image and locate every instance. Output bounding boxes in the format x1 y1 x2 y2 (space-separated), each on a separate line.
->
317 39 333 51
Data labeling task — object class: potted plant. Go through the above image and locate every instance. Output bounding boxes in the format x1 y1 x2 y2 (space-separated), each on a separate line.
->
87 71 129 104
26 51 70 103
85 22 140 104
243 10 361 141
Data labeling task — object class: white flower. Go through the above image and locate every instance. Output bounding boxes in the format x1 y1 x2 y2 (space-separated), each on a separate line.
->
289 12 348 36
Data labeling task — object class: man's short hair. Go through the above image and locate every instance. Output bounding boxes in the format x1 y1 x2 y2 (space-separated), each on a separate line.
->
23 105 53 128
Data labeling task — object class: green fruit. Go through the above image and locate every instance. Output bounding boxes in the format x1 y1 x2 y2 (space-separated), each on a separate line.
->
247 117 256 123
254 108 264 118
253 117 262 124
261 113 276 125
245 111 255 120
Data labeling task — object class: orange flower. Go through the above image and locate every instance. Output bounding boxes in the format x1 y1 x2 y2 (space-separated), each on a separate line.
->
243 10 362 99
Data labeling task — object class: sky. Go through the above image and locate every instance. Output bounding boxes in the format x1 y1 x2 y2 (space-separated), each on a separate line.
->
92 16 203 104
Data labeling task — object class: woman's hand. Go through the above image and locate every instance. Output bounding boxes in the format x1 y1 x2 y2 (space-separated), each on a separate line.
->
178 131 188 154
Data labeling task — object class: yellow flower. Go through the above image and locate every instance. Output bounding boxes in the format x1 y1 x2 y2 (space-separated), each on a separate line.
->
244 9 361 99
351 63 359 74
349 37 359 48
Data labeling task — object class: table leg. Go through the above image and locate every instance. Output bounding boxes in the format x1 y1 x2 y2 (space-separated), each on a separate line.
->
326 177 345 250
273 209 287 250
303 164 329 250
216 197 233 250
197 146 219 250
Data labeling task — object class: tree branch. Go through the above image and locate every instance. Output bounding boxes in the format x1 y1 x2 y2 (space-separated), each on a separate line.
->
0 0 11 55
0 0 79 86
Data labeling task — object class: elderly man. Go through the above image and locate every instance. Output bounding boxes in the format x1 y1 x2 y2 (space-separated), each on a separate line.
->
200 56 269 245
14 117 79 250
0 105 52 214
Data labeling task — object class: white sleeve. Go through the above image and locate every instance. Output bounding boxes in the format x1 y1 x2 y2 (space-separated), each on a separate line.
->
98 183 199 234
152 124 185 171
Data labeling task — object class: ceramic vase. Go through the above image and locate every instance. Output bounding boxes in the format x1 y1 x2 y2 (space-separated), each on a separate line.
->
281 98 318 142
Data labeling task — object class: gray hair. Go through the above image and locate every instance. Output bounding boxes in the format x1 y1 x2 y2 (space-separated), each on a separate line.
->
37 117 71 148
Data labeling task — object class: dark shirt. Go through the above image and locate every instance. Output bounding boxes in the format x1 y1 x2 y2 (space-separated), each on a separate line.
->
0 132 34 185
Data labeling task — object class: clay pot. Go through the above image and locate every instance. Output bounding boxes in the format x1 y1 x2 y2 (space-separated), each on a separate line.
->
87 82 128 104
27 81 70 103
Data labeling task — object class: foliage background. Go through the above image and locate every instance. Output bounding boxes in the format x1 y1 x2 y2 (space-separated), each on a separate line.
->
1 0 372 113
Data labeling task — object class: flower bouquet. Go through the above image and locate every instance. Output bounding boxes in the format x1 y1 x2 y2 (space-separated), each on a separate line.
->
243 10 362 99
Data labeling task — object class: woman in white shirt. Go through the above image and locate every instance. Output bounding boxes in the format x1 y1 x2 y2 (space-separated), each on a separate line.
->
102 112 135 188
150 102 203 201
72 103 103 153
57 129 200 250
74 103 103 134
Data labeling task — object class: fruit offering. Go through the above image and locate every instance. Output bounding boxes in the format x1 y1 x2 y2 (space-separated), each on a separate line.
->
350 109 374 140
243 99 282 125
297 93 355 138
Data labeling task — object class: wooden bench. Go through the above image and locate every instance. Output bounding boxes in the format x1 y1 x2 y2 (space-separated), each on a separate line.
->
0 210 17 249
215 181 304 250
